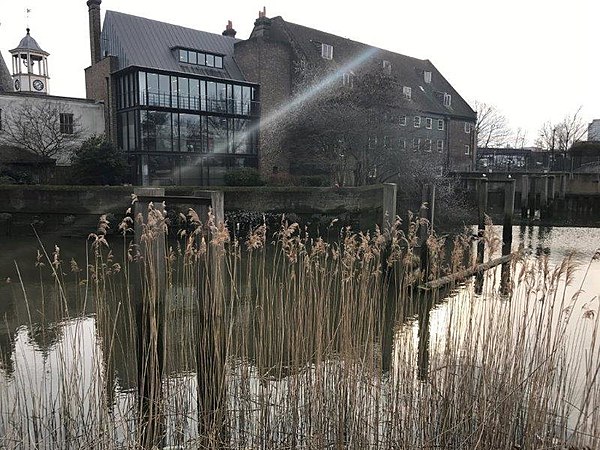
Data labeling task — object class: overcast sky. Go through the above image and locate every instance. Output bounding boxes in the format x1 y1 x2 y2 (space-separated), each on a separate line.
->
1 0 597 146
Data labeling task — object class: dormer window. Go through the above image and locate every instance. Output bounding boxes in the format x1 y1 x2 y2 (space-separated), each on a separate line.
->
382 60 392 75
342 72 354 87
177 48 223 69
424 71 432 83
443 93 452 107
403 86 412 100
321 43 334 60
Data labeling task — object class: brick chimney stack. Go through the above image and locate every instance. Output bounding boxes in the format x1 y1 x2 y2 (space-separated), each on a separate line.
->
87 0 102 65
251 6 272 37
222 20 237 38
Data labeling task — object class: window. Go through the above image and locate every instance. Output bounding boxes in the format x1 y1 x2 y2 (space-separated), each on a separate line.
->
399 138 406 150
321 43 334 60
437 119 444 131
342 72 354 87
437 139 444 152
424 71 432 83
399 115 407 126
443 93 452 107
464 122 471 133
414 116 421 128
465 144 471 155
382 60 392 75
383 135 390 149
0 108 2 131
424 139 432 152
425 117 432 129
403 86 412 100
412 138 420 151
60 113 74 134
177 48 224 69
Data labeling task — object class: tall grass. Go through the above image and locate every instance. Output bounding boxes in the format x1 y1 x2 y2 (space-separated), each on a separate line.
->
0 204 599 449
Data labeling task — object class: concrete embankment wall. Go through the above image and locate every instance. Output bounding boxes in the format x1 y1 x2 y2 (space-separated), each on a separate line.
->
0 185 387 235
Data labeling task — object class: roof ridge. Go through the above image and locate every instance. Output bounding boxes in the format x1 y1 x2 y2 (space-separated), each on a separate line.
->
105 10 240 42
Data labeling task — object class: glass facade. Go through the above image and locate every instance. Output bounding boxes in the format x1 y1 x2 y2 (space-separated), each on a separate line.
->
116 69 259 185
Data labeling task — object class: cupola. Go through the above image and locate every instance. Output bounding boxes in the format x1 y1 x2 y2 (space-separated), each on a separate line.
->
10 28 50 94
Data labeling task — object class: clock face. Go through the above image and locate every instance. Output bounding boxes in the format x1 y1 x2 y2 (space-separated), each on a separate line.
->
14 79 20 91
33 79 45 91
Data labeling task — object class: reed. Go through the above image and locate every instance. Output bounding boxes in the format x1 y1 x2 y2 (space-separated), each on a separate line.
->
0 206 599 449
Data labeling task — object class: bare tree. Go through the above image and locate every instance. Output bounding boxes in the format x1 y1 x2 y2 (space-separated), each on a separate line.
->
535 107 587 152
473 101 511 148
0 100 82 161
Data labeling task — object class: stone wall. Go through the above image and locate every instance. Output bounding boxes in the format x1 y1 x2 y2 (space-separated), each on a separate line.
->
0 184 389 235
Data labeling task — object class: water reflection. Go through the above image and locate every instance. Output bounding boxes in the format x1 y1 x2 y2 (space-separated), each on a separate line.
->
1 226 599 447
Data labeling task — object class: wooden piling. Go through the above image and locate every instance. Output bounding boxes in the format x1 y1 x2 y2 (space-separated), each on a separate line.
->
520 175 529 220
382 183 398 235
133 187 167 450
503 179 516 246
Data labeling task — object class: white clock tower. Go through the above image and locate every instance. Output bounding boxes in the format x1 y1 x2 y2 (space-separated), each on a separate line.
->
10 28 50 94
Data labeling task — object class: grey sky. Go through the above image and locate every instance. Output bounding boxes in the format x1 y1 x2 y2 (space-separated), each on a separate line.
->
1 0 597 146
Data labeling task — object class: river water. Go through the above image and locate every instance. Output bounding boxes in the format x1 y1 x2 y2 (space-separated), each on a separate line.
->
0 225 599 448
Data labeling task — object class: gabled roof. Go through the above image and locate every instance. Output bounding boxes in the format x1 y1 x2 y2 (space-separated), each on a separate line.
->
0 52 12 93
265 17 476 120
100 11 247 82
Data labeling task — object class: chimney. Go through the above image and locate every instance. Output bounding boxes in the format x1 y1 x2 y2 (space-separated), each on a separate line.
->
222 20 237 38
251 7 272 38
87 0 102 65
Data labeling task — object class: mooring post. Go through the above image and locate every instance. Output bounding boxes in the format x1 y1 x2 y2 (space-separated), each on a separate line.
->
520 175 529 220
475 179 488 294
382 183 398 236
418 184 431 281
540 176 549 220
528 176 537 220
133 187 167 450
547 175 556 218
501 180 516 294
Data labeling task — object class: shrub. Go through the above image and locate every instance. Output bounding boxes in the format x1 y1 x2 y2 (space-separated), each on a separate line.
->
299 174 330 186
69 136 128 185
223 167 264 186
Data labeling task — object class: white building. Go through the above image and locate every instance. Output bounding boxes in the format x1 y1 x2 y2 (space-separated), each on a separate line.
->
0 28 105 166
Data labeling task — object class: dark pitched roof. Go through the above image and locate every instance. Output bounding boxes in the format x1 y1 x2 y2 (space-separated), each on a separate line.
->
0 146 55 165
101 11 247 81
267 17 476 120
0 52 13 93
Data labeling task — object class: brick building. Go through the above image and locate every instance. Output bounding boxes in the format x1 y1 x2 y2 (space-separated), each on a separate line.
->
235 12 477 181
84 1 260 186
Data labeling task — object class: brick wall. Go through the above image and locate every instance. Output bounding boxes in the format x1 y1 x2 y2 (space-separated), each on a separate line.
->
447 118 476 171
235 39 294 178
85 56 119 145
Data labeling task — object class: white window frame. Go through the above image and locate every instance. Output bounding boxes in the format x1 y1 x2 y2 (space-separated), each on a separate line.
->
437 119 444 131
412 138 420 151
382 60 392 75
399 115 407 126
464 144 471 155
436 139 444 152
424 71 432 83
342 72 354 87
321 43 334 60
425 117 432 129
399 138 406 150
464 122 471 133
424 139 432 152
414 116 421 128
443 93 452 107
403 86 412 100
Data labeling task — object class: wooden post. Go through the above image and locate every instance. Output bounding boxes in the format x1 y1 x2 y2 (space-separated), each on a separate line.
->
475 179 487 294
528 176 537 220
540 176 549 220
501 180 515 294
419 184 430 281
382 183 397 235
520 175 529 220
133 187 166 450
